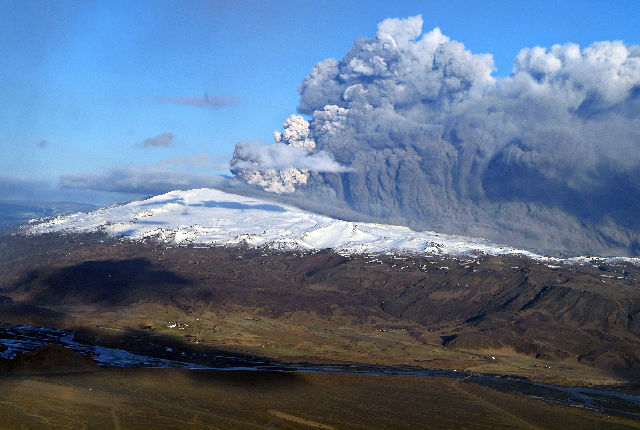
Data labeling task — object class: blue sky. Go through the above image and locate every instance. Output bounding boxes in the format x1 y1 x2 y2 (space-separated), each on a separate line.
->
1 0 639 204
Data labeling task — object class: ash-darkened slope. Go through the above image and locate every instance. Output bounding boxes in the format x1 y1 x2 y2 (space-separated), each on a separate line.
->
233 16 640 256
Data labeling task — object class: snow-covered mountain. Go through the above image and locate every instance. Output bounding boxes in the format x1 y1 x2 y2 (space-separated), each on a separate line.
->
26 188 638 264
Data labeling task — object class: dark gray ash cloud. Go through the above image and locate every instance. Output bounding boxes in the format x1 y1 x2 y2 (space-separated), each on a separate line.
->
142 132 174 147
237 15 640 256
157 93 240 109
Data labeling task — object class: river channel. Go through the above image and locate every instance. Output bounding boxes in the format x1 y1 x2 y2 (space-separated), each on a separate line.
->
1 322 639 419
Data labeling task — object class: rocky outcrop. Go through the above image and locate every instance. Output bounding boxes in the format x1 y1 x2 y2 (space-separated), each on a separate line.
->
0 344 99 374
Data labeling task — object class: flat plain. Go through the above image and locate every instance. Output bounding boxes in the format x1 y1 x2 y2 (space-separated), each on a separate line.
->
1 366 639 429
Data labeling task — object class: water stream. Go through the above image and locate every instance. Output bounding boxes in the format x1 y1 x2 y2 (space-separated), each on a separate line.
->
1 322 639 418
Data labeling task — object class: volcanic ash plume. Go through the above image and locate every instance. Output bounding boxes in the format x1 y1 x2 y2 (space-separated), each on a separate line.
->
230 114 350 194
233 15 640 256
230 115 314 194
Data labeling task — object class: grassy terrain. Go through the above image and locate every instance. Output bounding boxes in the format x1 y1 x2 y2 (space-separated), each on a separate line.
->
1 367 638 429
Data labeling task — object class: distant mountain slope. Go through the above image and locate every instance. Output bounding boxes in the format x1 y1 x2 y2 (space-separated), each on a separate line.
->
26 188 640 264
0 200 96 232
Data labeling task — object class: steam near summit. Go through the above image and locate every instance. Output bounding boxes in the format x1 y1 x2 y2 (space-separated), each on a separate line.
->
232 15 640 256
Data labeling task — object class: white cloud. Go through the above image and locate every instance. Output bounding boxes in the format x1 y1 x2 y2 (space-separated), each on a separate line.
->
231 141 352 173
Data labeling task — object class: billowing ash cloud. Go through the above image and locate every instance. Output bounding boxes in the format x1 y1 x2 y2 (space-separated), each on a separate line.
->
142 132 174 147
234 15 640 256
272 114 316 151
157 94 239 109
230 115 351 194
60 167 226 195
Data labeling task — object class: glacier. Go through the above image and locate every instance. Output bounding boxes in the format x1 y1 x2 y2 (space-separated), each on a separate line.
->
26 188 639 265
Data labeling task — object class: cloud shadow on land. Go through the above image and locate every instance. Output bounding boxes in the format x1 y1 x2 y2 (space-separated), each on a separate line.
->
11 258 192 307
140 197 185 206
134 220 169 225
189 200 287 213
71 326 309 388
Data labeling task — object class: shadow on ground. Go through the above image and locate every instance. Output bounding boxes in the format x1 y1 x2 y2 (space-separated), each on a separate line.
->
5 258 192 306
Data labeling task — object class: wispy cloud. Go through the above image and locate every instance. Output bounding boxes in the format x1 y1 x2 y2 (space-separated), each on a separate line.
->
157 93 240 109
0 176 48 200
155 152 211 168
60 167 227 195
142 132 174 147
231 141 353 173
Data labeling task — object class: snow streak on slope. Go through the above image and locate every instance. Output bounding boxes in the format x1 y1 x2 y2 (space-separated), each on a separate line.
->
26 188 639 264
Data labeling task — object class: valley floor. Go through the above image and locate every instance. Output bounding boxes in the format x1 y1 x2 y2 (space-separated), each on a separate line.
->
1 368 639 429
